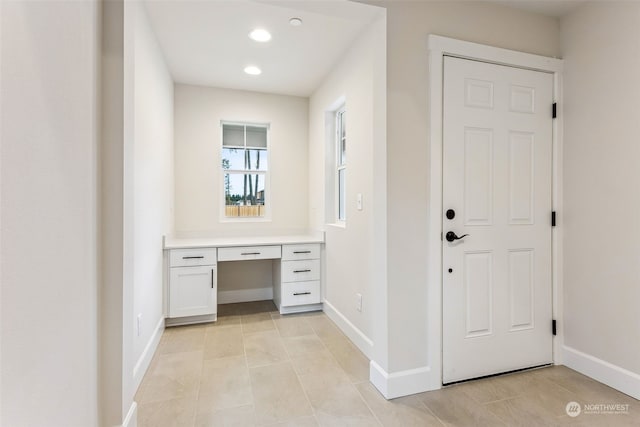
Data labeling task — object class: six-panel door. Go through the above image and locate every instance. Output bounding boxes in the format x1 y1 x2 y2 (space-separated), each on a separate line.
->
442 56 554 383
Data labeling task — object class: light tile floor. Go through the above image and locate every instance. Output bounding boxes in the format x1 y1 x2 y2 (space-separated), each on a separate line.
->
136 301 640 427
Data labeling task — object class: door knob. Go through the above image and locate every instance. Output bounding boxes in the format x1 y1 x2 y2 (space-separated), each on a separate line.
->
446 231 469 242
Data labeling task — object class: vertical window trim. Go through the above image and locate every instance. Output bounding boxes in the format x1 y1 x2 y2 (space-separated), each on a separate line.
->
219 121 271 222
336 107 346 223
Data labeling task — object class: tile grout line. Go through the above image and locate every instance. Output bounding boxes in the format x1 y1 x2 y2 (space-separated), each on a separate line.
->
273 311 339 425
240 312 262 426
292 364 319 421
481 402 513 427
353 385 384 426
312 316 382 425
288 315 324 422
191 332 206 426
243 309 316 425
138 326 206 427
416 399 448 427
201 315 254 422
312 317 367 385
482 395 520 406
274 311 375 425
545 375 588 400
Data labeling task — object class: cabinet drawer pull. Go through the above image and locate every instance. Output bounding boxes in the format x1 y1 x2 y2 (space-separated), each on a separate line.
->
293 269 312 273
293 291 311 296
211 269 214 288
241 252 261 256
293 250 311 254
183 256 204 259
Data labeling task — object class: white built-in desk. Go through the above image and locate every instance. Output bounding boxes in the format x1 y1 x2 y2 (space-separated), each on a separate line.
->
163 234 324 326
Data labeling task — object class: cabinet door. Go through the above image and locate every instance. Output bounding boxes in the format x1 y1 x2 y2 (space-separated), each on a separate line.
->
169 266 216 318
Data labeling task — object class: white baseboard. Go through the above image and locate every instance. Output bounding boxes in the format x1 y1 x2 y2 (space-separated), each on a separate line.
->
370 361 439 399
165 314 217 327
122 401 137 427
133 317 164 393
218 287 273 304
279 303 323 315
563 345 640 400
323 299 373 359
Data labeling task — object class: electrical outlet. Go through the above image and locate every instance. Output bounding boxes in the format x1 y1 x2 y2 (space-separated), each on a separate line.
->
356 293 362 312
137 313 142 337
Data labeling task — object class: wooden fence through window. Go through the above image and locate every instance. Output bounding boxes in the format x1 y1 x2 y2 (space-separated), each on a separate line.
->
225 205 264 217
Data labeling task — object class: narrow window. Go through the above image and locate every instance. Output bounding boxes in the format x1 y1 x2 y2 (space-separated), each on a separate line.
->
221 122 269 219
336 108 346 222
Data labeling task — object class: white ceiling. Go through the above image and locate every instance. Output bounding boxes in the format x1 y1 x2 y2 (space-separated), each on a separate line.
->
144 0 586 97
492 0 585 18
144 0 384 97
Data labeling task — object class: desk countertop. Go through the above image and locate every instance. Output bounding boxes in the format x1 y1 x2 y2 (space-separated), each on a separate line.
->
164 233 325 250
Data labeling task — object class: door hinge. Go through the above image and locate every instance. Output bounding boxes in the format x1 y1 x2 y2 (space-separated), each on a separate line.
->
552 103 557 119
552 319 557 336
552 211 556 227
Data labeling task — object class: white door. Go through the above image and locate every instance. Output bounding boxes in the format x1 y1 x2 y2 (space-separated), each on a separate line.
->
169 265 217 318
442 56 553 384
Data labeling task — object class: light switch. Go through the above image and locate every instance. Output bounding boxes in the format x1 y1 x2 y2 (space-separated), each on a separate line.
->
356 193 363 211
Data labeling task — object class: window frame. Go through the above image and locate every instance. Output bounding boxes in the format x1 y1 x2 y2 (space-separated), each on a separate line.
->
335 107 346 223
219 120 271 222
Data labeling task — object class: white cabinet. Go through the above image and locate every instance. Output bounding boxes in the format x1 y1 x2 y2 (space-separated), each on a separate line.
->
165 240 323 322
168 248 217 319
275 244 321 314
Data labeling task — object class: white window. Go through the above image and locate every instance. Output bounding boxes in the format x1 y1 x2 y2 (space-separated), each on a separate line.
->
221 122 269 219
336 108 346 222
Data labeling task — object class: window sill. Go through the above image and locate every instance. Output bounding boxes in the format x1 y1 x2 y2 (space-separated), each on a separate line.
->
219 217 272 224
326 222 346 229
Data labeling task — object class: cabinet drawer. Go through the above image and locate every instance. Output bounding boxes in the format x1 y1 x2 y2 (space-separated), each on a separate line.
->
281 281 321 307
281 259 320 283
169 248 217 267
217 245 281 262
282 244 320 261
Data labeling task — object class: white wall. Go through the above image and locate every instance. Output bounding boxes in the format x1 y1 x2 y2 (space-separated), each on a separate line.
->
101 0 134 424
0 1 99 425
174 85 309 236
132 1 174 387
561 2 640 397
308 15 386 358
359 0 561 388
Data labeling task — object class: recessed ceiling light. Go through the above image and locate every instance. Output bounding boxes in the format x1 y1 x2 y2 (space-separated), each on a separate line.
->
249 29 271 42
244 65 262 76
289 17 303 27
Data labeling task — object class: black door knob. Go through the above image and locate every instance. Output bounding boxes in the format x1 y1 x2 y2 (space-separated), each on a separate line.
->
446 231 469 242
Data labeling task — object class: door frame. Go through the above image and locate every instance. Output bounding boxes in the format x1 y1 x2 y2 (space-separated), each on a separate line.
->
426 35 564 387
